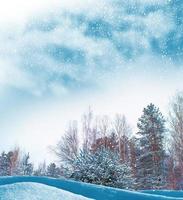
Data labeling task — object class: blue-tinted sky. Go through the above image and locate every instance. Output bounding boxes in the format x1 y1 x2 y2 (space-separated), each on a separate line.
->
0 0 183 163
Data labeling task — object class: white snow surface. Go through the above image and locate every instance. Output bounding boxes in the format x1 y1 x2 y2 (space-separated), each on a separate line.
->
0 182 92 200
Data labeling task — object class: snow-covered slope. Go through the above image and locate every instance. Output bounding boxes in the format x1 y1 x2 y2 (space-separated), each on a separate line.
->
0 176 183 200
0 182 92 200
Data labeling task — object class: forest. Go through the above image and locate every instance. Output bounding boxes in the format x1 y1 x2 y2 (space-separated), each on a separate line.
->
0 92 183 190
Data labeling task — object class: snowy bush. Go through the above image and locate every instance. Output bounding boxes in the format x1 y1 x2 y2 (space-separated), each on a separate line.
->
69 149 134 189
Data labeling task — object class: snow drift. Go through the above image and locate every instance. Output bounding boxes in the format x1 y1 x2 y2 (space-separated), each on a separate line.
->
0 182 92 200
0 176 183 200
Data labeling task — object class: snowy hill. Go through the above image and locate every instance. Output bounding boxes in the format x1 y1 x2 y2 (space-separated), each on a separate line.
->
0 176 183 200
0 182 92 200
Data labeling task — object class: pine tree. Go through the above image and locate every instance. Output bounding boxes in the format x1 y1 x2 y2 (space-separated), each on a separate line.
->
47 163 60 178
0 150 20 176
20 153 33 176
136 103 166 189
0 152 10 176
70 148 134 189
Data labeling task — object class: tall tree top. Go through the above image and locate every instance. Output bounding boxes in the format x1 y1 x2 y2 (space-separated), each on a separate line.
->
137 103 165 136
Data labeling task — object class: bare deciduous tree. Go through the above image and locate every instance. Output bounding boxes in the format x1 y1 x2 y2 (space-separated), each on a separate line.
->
98 115 110 148
54 121 79 165
9 147 20 175
169 93 183 174
113 114 131 162
82 108 94 151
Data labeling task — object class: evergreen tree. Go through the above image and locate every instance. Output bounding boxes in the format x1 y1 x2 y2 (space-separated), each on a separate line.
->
69 148 134 189
136 103 166 189
46 163 60 178
20 153 33 176
0 150 20 176
0 152 10 176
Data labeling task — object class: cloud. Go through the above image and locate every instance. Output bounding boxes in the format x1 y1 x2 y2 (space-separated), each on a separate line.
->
0 61 37 94
0 0 183 163
0 0 60 24
0 0 181 98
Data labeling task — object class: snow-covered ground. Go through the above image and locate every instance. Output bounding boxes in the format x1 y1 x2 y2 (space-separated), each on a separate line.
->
0 182 92 200
0 176 183 200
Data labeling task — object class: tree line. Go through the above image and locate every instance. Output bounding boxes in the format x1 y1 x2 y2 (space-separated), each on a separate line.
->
54 93 183 190
0 149 61 178
0 92 183 190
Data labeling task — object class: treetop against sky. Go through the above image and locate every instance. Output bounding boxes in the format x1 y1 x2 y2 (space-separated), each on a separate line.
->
0 0 182 163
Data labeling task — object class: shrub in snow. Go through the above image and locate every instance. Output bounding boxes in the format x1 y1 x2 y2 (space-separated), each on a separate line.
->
69 148 134 189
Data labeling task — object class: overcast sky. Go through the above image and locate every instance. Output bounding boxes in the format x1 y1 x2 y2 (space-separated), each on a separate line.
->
0 0 183 164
